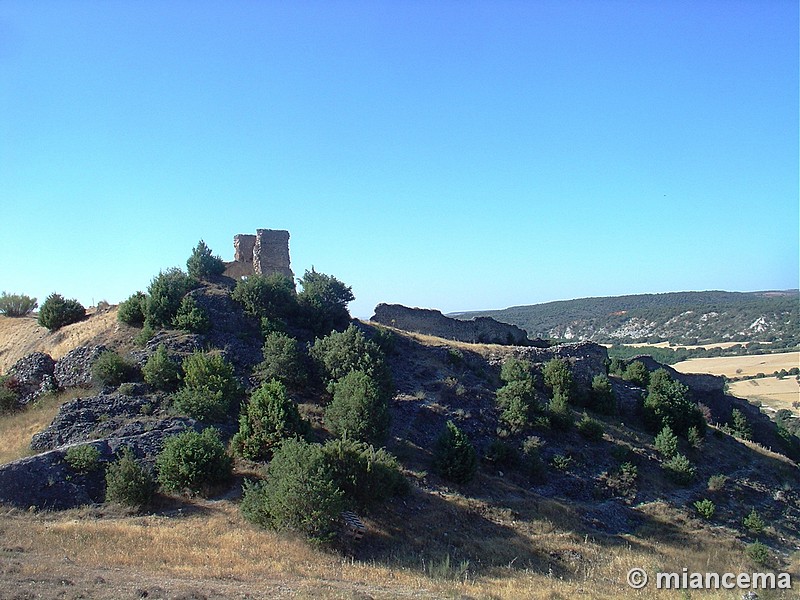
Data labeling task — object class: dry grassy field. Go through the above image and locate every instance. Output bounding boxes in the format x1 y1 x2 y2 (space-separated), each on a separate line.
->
0 308 126 373
672 352 800 379
728 378 800 416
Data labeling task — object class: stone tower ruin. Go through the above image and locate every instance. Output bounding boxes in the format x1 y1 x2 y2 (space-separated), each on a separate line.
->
224 229 294 281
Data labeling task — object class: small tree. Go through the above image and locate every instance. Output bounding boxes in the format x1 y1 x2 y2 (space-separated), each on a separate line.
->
321 437 407 510
576 413 604 441
548 389 574 430
310 325 392 393
623 361 650 387
117 292 147 327
105 447 155 508
325 370 390 445
590 374 617 415
730 408 752 440
432 420 477 484
92 350 136 387
298 268 355 336
694 498 715 520
543 358 574 399
643 369 706 437
0 292 37 317
64 445 101 474
240 438 344 543
256 331 307 388
662 452 696 485
156 428 232 495
38 293 85 331
145 268 195 328
231 273 297 323
654 425 679 458
173 295 210 333
232 379 310 461
743 509 765 534
186 239 225 280
142 344 181 391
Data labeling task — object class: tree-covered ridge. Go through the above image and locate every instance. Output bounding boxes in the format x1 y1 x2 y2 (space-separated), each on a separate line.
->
453 290 799 347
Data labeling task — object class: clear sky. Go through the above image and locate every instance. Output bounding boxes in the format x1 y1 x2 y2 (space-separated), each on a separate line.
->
1 1 797 319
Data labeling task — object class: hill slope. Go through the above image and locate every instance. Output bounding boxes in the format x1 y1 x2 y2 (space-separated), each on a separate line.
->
453 290 799 346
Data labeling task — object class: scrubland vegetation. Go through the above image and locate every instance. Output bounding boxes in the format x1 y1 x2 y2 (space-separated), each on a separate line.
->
0 240 797 598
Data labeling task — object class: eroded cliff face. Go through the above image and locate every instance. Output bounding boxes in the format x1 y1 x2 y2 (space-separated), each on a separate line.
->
370 303 534 346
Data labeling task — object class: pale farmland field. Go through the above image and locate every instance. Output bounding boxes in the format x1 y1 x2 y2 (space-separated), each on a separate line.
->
672 352 800 416
671 351 800 378
727 377 800 416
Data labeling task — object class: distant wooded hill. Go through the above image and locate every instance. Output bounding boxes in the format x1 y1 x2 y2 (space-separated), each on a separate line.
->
452 290 799 348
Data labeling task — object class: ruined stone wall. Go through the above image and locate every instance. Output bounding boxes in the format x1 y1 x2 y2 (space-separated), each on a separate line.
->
370 303 531 346
224 229 294 281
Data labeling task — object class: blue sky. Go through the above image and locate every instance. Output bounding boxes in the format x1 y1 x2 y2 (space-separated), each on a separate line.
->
1 1 797 319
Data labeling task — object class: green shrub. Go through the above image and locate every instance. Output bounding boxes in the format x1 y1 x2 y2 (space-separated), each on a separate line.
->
521 435 545 479
172 295 210 333
232 379 310 461
186 239 225 280
92 350 136 387
321 437 408 510
156 428 232 495
145 268 195 328
729 408 752 440
576 413 604 441
687 425 704 449
231 273 297 323
496 380 535 433
117 292 147 327
142 344 181 392
548 389 574 430
500 357 536 386
622 361 650 387
484 438 518 467
240 438 344 543
64 444 101 474
256 332 307 388
662 452 696 485
172 387 229 422
590 374 617 414
543 358 574 399
745 541 771 567
325 369 390 445
432 420 477 484
694 498 715 520
105 447 155 507
0 376 20 414
134 321 155 347
297 268 354 336
181 351 240 402
551 453 572 471
37 293 86 331
643 369 706 437
0 292 37 317
707 474 728 492
310 325 392 392
743 509 765 534
654 425 679 458
605 461 638 498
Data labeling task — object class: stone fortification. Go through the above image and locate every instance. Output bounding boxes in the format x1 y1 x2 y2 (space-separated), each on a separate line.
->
370 303 533 346
224 229 294 281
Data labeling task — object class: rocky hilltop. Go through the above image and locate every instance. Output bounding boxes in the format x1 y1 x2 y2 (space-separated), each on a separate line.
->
0 233 798 597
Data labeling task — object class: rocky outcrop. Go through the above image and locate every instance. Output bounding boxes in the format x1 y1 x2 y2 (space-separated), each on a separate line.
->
6 352 57 405
54 344 108 388
31 390 175 452
371 303 536 346
224 228 294 281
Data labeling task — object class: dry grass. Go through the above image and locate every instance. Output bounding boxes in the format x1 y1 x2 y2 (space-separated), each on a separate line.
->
0 388 88 465
729 377 800 416
672 352 800 379
0 494 795 599
0 307 131 373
